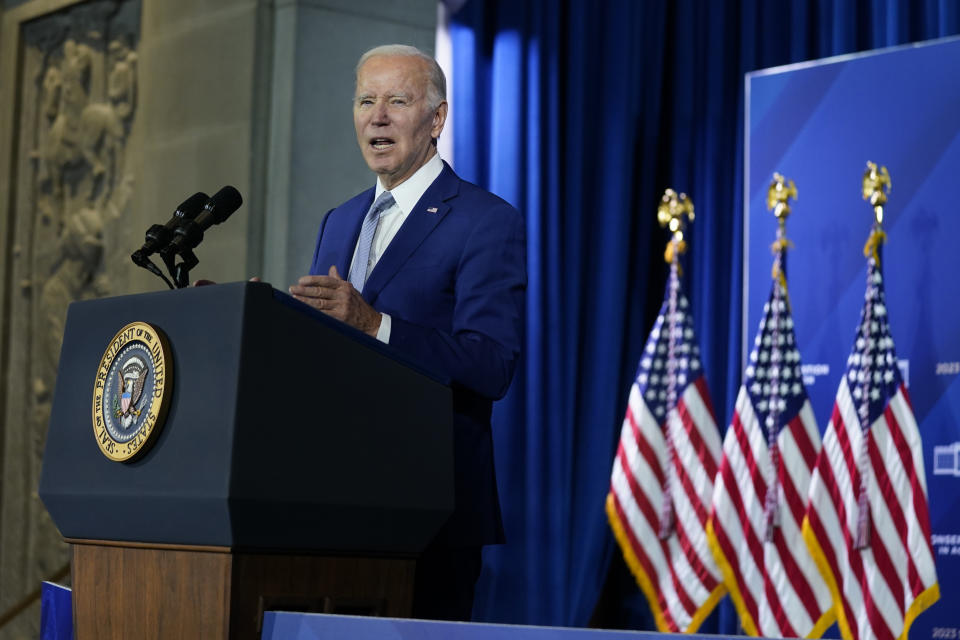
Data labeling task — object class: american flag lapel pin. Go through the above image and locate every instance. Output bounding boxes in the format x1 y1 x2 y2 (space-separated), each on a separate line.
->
426 206 438 213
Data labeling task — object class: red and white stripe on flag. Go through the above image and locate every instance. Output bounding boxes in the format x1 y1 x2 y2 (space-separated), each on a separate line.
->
708 387 835 637
803 253 938 640
607 375 726 632
802 380 939 640
707 267 834 638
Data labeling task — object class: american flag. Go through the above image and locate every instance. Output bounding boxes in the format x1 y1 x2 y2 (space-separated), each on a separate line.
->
606 265 725 632
707 258 833 637
802 251 939 640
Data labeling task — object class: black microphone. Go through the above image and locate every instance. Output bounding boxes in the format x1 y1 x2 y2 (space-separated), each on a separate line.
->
162 186 243 256
131 192 208 267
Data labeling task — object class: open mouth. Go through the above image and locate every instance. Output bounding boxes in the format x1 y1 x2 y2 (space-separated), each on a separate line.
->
370 137 395 150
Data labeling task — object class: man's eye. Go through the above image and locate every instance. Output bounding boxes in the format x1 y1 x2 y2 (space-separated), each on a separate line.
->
389 97 408 106
358 98 373 106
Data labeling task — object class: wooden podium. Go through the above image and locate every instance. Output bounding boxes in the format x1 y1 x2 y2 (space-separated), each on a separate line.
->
39 282 454 640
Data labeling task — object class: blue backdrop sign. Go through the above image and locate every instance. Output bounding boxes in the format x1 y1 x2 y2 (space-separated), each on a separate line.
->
745 36 960 639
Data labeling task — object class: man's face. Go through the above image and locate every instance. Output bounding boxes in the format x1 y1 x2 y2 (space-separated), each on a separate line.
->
354 55 447 190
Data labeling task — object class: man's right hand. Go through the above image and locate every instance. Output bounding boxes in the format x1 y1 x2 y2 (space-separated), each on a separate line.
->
289 267 381 337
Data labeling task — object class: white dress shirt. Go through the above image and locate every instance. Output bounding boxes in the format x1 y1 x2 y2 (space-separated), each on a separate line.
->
352 152 444 343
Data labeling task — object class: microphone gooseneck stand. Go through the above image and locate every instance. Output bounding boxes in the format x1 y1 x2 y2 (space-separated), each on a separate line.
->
162 247 199 289
130 186 243 290
131 250 176 290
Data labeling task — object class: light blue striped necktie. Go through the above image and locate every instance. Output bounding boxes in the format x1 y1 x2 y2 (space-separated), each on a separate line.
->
349 190 395 291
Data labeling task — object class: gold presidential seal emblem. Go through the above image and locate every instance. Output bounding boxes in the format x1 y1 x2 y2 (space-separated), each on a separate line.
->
92 322 173 462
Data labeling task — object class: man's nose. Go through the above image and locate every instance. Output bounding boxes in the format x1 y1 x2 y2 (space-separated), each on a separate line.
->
371 101 390 124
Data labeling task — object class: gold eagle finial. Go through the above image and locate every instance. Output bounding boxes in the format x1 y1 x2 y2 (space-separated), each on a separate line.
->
657 189 695 264
862 162 891 263
862 161 891 225
657 189 694 263
766 172 797 227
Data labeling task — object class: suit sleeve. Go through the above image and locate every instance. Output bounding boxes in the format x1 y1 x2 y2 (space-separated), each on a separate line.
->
388 203 526 400
308 209 335 276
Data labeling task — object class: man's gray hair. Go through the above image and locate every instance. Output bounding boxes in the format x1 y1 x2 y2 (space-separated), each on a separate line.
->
356 44 447 110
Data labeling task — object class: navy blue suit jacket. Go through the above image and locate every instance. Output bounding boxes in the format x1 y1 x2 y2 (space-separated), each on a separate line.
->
309 162 526 547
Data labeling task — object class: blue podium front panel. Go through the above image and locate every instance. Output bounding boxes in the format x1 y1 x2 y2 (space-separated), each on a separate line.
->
745 36 960 640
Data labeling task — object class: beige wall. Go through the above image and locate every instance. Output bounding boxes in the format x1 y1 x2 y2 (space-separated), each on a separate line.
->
131 0 269 289
0 0 436 636
264 0 437 287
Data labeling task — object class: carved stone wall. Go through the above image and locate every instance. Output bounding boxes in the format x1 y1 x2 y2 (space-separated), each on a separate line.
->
0 0 436 636
0 1 140 636
0 0 275 633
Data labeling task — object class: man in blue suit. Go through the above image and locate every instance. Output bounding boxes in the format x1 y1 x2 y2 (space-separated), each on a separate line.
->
288 45 525 620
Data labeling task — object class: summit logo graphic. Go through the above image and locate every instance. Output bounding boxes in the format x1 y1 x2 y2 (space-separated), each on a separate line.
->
934 442 960 478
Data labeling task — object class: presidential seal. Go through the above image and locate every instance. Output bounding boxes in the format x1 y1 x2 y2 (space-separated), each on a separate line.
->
92 321 173 462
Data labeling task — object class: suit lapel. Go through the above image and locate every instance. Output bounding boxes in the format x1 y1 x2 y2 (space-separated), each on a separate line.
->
362 164 459 303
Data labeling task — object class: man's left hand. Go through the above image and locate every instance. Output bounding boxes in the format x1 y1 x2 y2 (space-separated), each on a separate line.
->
289 266 382 337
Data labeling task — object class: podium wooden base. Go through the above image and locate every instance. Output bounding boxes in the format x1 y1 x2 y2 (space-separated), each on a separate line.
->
70 540 415 640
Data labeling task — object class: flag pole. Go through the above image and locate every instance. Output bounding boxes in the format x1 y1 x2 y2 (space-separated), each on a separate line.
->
853 161 892 550
656 188 694 540
762 173 797 542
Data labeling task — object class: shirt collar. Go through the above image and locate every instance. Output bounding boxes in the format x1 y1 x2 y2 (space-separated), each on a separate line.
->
374 152 444 214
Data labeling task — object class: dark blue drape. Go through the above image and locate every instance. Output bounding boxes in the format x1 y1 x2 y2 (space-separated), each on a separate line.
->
449 0 959 630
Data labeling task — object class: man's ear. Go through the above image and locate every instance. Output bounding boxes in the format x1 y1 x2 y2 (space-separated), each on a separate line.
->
431 100 448 139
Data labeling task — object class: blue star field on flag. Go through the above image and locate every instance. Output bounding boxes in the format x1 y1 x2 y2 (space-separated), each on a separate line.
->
844 254 902 429
743 281 807 436
635 284 704 422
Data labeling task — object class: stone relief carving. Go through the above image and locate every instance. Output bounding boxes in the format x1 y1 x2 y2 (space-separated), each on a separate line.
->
0 1 139 634
31 32 137 382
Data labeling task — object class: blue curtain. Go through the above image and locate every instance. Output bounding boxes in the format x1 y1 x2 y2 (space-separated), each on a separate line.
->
449 0 960 630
